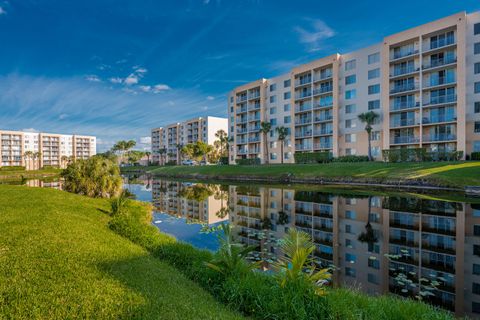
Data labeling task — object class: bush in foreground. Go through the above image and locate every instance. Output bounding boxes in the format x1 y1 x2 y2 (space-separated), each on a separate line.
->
108 201 453 320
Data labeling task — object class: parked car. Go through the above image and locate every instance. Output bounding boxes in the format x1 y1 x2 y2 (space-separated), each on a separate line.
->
182 159 197 166
199 160 212 166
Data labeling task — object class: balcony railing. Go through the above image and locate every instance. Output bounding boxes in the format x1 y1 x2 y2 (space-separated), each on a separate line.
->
314 115 333 122
423 134 456 142
390 83 419 94
391 136 419 144
237 128 248 134
313 86 333 95
422 57 457 70
424 76 456 88
313 72 333 82
390 118 419 128
427 37 455 51
237 118 247 124
295 131 312 138
249 148 261 154
391 67 419 77
314 143 332 149
422 115 456 124
391 49 419 61
236 96 247 103
424 94 457 106
314 102 334 109
248 137 260 143
295 144 313 151
295 91 312 100
295 118 312 125
249 126 261 132
248 115 261 121
295 78 312 87
295 103 312 112
248 92 260 100
390 101 420 111
248 104 260 111
313 129 333 136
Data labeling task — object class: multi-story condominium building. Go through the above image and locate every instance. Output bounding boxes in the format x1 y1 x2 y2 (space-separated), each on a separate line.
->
0 129 96 169
151 116 228 165
228 11 480 164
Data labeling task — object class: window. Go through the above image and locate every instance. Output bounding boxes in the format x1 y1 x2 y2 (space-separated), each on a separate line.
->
345 59 356 71
368 100 380 110
345 239 354 248
270 118 277 126
284 92 291 100
368 258 380 270
345 119 356 129
345 224 352 234
475 141 480 152
345 89 356 100
284 152 291 159
474 283 480 295
476 102 480 113
475 43 480 55
475 23 480 35
345 253 356 263
474 264 480 275
371 131 381 141
476 63 480 75
473 302 480 314
475 245 480 256
345 133 356 143
368 84 380 95
345 210 356 219
345 75 356 85
284 79 291 88
475 225 480 236
345 267 356 277
270 153 277 160
368 52 380 64
270 95 276 103
368 273 379 284
270 84 276 92
284 104 290 112
368 68 380 79
345 104 356 114
476 82 480 94
345 148 356 155
284 116 291 124
475 121 480 133
230 96 233 103
270 107 276 115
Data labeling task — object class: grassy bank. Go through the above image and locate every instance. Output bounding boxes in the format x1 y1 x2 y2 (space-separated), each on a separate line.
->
145 162 480 188
0 185 244 319
0 167 61 180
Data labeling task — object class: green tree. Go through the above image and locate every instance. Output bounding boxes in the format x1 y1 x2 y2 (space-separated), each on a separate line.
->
145 151 151 165
260 121 272 164
23 151 34 169
214 129 229 157
275 126 289 164
176 143 183 165
357 111 379 161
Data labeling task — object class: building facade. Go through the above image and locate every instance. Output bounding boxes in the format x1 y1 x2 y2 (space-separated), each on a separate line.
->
228 11 480 164
151 116 228 165
0 129 96 169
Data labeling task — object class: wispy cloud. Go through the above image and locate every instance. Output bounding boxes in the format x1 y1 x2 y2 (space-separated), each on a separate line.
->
0 74 225 151
85 74 101 82
294 19 335 52
124 73 139 85
206 96 215 100
0 6 6 15
109 77 123 84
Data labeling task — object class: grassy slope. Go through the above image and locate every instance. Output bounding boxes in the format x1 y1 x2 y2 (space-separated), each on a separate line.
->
0 168 61 180
0 185 244 320
148 162 480 188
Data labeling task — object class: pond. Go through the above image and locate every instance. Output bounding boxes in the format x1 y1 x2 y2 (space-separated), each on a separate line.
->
123 174 480 318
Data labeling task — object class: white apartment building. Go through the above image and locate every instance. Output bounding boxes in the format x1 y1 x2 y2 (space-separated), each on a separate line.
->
0 129 96 169
228 11 480 164
151 116 228 164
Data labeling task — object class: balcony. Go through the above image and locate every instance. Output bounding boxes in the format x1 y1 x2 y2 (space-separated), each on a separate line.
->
295 103 312 113
390 67 420 78
295 131 312 138
295 78 312 87
248 137 260 143
248 103 260 111
236 96 247 103
390 136 419 144
295 118 312 125
237 128 248 134
249 126 260 132
422 57 457 70
314 115 333 122
390 118 419 128
237 118 247 124
313 129 333 136
247 115 260 122
314 143 332 149
237 149 248 155
423 94 456 106
248 92 260 100
423 77 456 89
314 102 334 109
313 86 333 95
295 144 312 151
313 72 333 82
424 37 456 53
236 106 247 114
249 148 261 154
390 101 420 112
236 138 247 144
422 115 456 125
390 83 419 94
423 134 456 143
295 91 312 100
390 49 419 61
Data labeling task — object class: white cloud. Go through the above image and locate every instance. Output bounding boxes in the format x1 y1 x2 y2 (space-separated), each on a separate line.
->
116 59 127 64
294 19 335 52
140 136 151 144
85 75 101 82
58 113 68 120
22 128 39 133
109 77 123 84
124 73 139 85
138 85 152 92
206 96 215 100
0 7 6 15
134 67 148 74
152 84 171 93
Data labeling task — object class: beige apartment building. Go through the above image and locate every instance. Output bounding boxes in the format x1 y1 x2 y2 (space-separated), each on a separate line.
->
228 11 480 164
151 116 228 165
0 129 96 169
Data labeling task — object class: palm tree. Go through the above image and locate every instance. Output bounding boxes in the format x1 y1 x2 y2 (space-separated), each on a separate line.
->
145 151 151 165
33 152 42 170
260 122 272 164
275 126 289 164
61 155 69 168
176 143 183 165
23 151 34 170
357 111 379 161
215 129 228 157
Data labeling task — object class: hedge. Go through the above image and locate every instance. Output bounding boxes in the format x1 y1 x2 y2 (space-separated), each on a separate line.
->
236 158 261 165
472 152 480 161
382 148 463 162
332 155 369 163
0 166 26 171
294 152 332 164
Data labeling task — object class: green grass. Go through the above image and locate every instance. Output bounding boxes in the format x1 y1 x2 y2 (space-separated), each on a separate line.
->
0 185 244 319
0 167 61 180
147 162 480 188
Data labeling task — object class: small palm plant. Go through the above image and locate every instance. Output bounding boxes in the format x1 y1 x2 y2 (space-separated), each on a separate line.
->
205 224 260 276
272 228 331 295
110 189 130 216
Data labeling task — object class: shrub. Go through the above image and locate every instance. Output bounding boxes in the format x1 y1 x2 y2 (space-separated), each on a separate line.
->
294 152 331 164
383 148 463 162
0 166 25 171
236 158 261 165
332 155 369 162
218 156 229 165
41 165 60 169
472 152 480 161
166 160 177 166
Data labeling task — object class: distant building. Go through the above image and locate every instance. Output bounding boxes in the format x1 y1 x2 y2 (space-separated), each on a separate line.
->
151 116 228 165
0 129 96 169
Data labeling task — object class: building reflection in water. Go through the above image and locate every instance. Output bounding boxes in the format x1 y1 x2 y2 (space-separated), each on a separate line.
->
148 178 480 317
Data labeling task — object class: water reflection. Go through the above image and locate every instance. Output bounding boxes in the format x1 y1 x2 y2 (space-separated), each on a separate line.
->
124 175 480 318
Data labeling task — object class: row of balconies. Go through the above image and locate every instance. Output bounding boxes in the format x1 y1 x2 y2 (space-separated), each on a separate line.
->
390 134 456 144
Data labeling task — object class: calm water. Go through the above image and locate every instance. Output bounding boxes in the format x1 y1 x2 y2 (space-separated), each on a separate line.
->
123 174 480 318
8 175 480 317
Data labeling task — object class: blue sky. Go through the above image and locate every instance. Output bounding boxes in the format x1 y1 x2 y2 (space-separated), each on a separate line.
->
1 0 479 151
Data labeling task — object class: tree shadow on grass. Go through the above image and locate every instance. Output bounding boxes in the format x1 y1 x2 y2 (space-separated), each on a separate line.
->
97 255 242 320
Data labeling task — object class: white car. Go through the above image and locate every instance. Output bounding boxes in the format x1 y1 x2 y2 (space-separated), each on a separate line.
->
182 160 197 166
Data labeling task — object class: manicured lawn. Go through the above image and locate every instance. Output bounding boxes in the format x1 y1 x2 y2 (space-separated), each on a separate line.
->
0 185 244 319
0 167 61 180
148 161 480 188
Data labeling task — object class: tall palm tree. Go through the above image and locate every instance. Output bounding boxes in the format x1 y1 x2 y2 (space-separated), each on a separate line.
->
23 151 34 170
176 143 183 165
260 122 272 164
161 146 167 165
145 151 151 165
357 111 379 161
33 152 42 170
61 155 69 168
275 126 289 164
215 129 228 157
